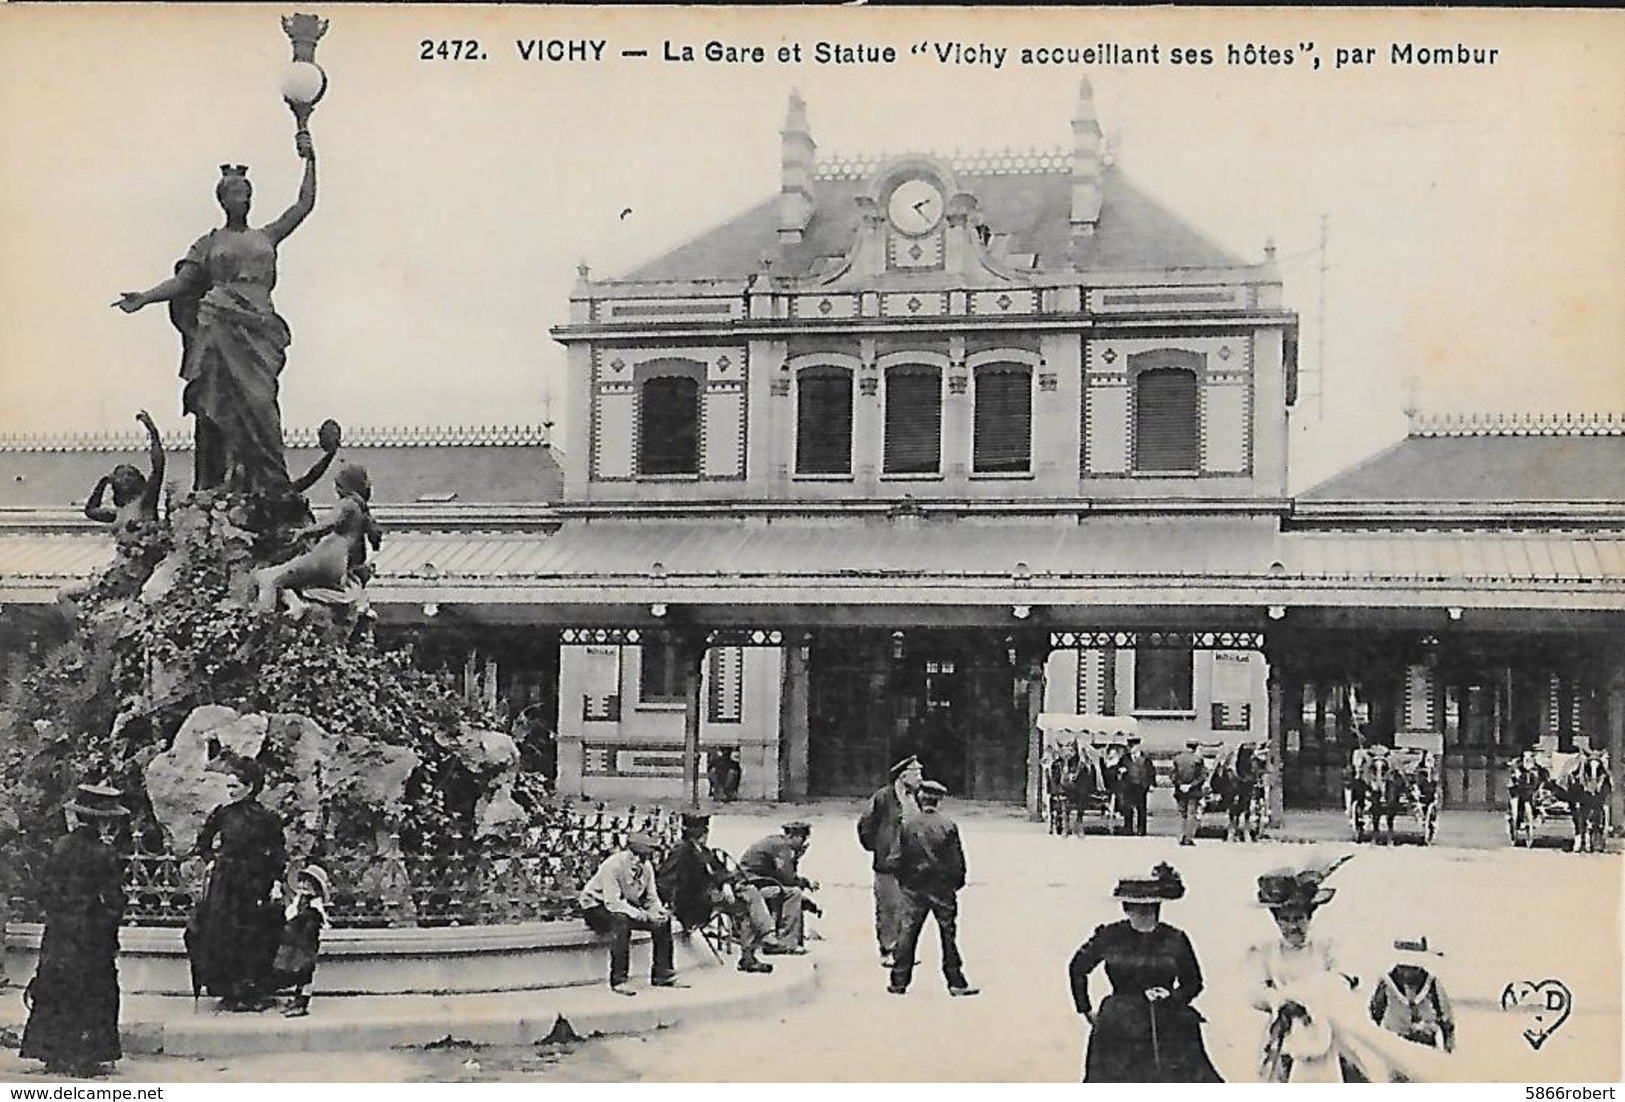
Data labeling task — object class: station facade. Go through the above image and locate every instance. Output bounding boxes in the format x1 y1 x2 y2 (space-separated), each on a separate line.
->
3 84 1622 823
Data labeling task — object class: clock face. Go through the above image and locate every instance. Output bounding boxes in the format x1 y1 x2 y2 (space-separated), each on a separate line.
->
887 178 945 236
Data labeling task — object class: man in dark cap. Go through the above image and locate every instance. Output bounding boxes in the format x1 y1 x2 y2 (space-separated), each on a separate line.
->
889 780 976 997
858 754 922 968
1117 736 1155 836
1171 738 1208 847
579 833 682 995
739 821 819 954
656 812 776 974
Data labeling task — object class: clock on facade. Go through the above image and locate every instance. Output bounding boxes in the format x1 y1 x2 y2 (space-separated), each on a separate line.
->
886 177 945 236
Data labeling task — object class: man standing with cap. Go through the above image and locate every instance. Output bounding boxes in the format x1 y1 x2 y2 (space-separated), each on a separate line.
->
1118 736 1155 837
739 821 819 954
1171 739 1207 847
858 754 921 968
579 833 682 996
889 780 977 997
20 783 128 1077
657 812 776 974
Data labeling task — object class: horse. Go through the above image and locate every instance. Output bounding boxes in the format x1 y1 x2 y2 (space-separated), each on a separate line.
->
1046 744 1082 835
1211 743 1267 842
1354 752 1406 845
1568 753 1612 853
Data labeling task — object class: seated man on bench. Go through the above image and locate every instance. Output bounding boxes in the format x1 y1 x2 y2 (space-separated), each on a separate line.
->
738 821 821 955
656 812 776 974
579 833 684 996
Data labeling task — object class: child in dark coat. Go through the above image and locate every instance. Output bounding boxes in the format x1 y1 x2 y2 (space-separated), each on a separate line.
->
267 865 330 1017
1368 937 1455 1052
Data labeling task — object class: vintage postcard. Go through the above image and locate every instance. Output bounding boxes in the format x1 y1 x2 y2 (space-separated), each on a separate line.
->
0 3 1621 1089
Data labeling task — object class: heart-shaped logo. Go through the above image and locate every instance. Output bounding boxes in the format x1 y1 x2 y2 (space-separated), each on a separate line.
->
1501 979 1574 1050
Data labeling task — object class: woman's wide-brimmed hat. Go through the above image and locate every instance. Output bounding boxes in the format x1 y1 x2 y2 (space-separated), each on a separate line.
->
1255 854 1352 910
298 864 331 899
66 783 129 820
1113 862 1185 905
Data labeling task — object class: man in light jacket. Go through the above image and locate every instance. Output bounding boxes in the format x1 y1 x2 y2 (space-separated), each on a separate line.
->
579 833 682 996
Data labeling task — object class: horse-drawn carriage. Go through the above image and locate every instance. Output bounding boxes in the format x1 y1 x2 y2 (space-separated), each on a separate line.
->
1039 713 1136 835
1347 745 1439 845
1197 740 1270 841
1508 749 1613 852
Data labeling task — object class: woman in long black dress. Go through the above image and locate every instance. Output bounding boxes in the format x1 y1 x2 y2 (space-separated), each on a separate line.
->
1068 862 1223 1083
19 784 129 1077
185 756 286 1011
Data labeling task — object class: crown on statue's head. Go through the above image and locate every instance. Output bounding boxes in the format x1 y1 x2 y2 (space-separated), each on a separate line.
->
219 164 250 179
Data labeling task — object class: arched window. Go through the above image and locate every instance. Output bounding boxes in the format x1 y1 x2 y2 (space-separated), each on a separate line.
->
638 370 701 476
1131 354 1200 473
796 366 853 475
883 365 942 475
972 364 1033 474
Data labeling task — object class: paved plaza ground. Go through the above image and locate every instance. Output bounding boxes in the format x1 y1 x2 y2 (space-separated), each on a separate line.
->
1 804 1619 1083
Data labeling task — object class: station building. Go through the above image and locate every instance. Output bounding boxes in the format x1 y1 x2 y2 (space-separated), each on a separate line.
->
2 83 1622 823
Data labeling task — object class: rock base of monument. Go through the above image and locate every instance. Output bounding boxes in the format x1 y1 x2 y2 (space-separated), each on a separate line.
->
4 921 719 996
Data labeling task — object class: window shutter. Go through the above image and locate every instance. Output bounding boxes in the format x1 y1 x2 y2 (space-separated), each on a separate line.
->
796 369 853 474
884 367 942 474
1133 368 1199 472
639 376 700 475
972 366 1032 473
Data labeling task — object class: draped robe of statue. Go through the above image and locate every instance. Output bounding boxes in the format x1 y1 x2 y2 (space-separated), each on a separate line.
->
168 225 294 495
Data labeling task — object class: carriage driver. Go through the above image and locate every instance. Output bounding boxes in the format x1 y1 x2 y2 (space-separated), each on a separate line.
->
1507 749 1550 833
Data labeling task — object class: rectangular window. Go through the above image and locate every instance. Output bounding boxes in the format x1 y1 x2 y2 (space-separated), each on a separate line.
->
639 375 700 475
1134 646 1193 712
1133 367 1200 472
972 368 1032 473
883 368 942 474
796 370 853 474
639 641 685 704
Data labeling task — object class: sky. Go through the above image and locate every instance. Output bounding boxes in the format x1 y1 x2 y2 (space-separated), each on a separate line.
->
1 6 1622 490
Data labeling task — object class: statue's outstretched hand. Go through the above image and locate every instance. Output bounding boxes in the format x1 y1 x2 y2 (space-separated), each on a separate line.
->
296 130 315 161
136 409 156 430
112 292 145 313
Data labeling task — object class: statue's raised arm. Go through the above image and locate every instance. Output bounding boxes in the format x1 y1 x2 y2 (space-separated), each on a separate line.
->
264 130 317 245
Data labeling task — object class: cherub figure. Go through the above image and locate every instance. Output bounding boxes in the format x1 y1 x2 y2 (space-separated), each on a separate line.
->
83 410 165 542
251 462 382 616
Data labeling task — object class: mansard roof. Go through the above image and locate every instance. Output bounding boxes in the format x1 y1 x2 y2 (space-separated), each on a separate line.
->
0 425 563 509
622 156 1247 284
1301 413 1625 504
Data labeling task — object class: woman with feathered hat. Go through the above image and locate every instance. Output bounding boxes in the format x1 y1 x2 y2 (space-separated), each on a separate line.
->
19 784 129 1077
1067 862 1222 1082
1247 853 1450 1082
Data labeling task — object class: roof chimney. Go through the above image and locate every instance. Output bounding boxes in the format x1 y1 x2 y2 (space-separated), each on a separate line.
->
779 89 816 245
1070 79 1103 239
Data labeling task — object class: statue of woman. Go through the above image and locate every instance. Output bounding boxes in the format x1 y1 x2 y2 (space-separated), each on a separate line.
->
112 131 318 497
